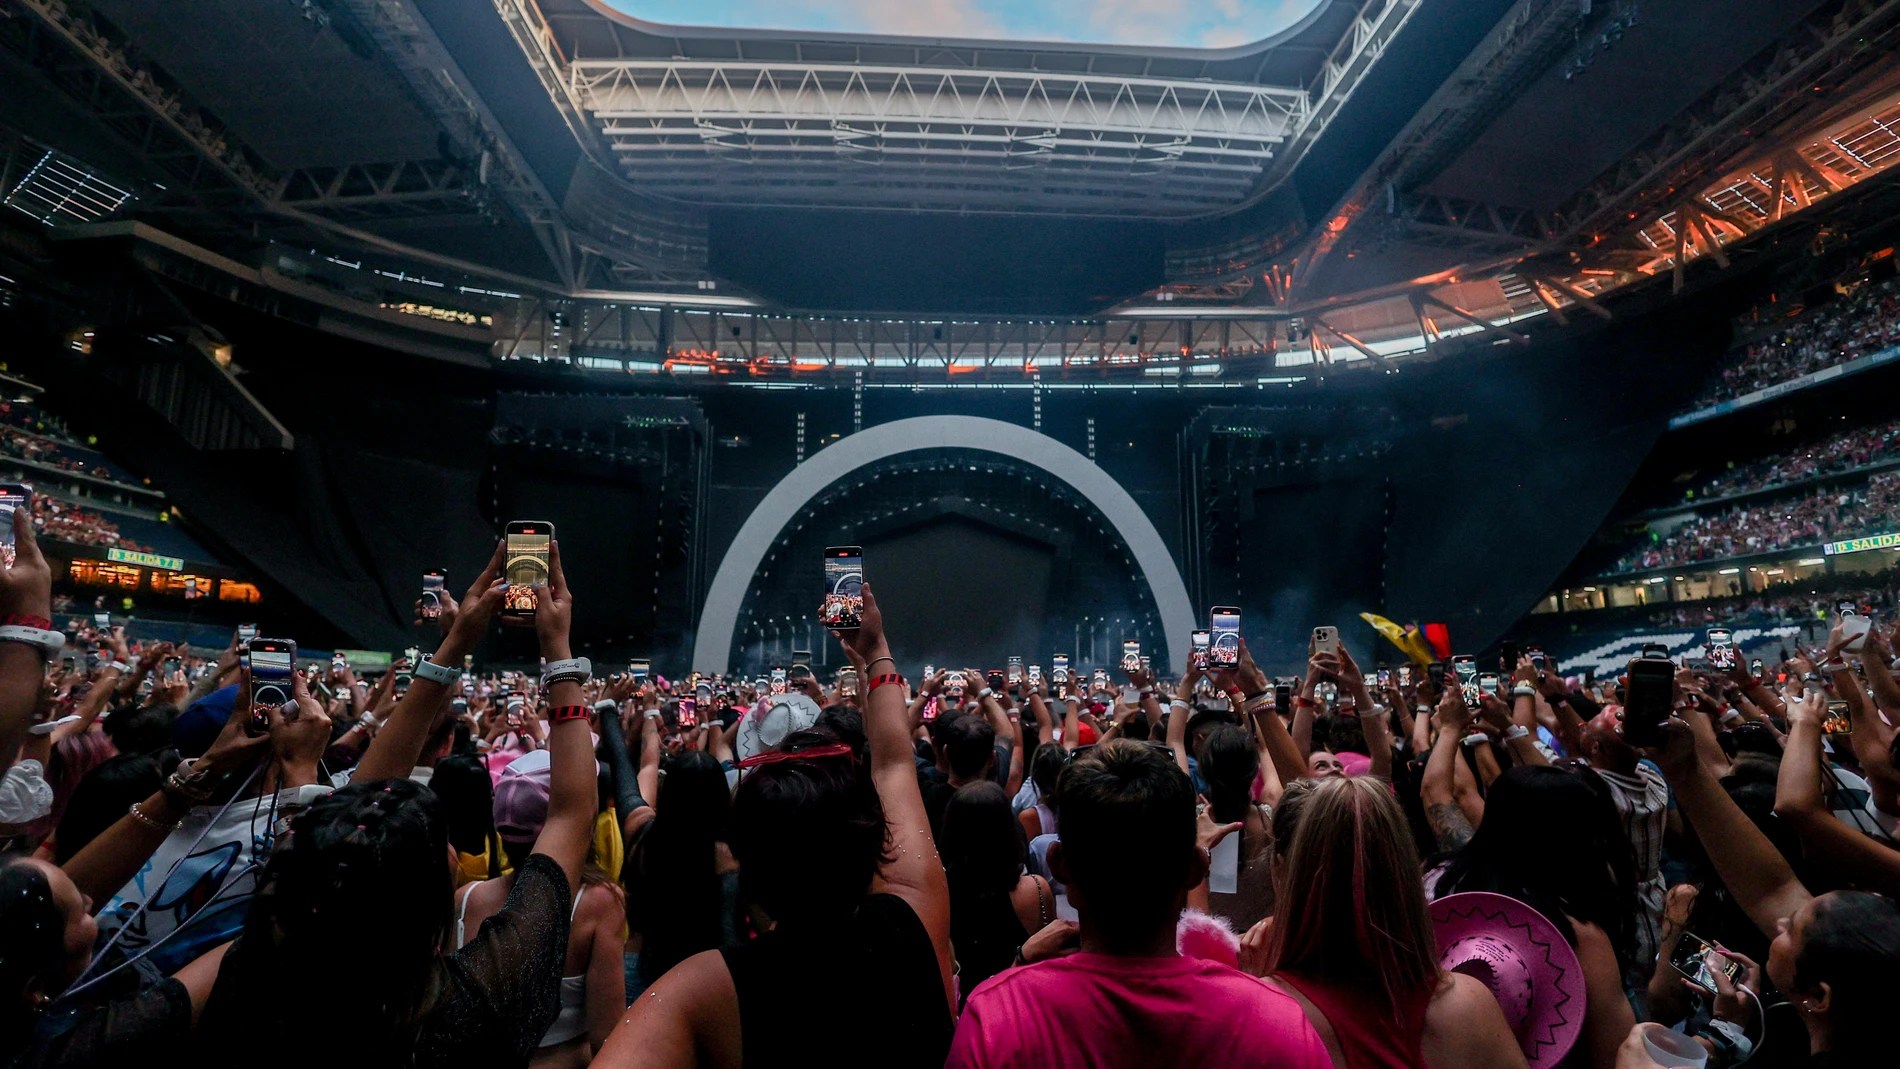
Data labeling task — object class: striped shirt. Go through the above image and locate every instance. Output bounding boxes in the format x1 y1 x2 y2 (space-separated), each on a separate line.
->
1595 761 1669 969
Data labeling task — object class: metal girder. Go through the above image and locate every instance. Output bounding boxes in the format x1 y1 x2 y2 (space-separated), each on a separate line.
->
271 159 476 219
569 59 1306 216
1553 0 1900 242
1238 0 1427 212
1389 192 1555 249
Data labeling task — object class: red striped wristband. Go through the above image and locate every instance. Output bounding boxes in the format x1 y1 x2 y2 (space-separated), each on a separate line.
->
2 613 52 630
548 705 592 724
866 673 904 696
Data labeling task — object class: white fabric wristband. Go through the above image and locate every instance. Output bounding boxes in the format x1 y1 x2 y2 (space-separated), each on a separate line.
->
0 625 64 661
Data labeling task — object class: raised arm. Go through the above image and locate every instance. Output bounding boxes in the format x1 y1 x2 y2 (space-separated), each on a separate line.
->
356 543 503 783
1772 692 1900 897
0 507 53 773
846 584 953 1008
1421 695 1479 851
1650 720 1810 940
528 541 599 895
1229 638 1305 787
1328 645 1393 779
61 680 271 906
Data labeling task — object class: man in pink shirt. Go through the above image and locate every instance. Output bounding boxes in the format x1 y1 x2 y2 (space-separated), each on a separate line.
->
947 740 1331 1069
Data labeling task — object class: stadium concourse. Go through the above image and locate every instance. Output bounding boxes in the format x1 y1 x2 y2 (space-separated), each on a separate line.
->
2 1 1900 1068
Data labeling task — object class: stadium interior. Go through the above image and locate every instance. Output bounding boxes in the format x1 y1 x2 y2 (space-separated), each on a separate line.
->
0 0 1895 678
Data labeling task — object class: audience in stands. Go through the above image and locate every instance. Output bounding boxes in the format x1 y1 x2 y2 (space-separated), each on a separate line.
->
1674 416 1900 504
1695 272 1900 407
1610 471 1900 575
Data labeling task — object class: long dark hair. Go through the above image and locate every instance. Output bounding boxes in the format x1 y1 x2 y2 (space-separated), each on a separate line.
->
729 729 887 929
1796 891 1900 1060
430 755 501 878
1196 725 1259 825
199 780 454 1054
631 750 731 980
54 753 163 864
0 857 63 1050
942 781 1024 902
1435 765 1639 972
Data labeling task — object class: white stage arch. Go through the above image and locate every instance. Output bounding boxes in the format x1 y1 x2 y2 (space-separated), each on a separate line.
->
691 416 1196 673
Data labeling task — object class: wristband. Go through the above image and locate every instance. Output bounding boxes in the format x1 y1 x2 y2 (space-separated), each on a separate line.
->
1511 685 1536 698
866 672 904 696
541 657 593 689
0 613 52 630
412 656 458 686
548 704 592 724
1504 724 1530 740
1461 732 1489 748
978 687 995 699
0 624 64 661
1169 698 1191 711
1292 696 1316 709
1415 705 1431 717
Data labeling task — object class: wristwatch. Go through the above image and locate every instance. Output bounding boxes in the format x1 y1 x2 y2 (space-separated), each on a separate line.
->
541 657 592 688
0 625 64 662
412 656 458 686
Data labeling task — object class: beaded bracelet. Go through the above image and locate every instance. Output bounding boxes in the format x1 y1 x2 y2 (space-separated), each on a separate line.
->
128 800 179 833
548 704 592 724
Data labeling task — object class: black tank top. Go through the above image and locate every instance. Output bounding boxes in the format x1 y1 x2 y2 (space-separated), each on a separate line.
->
719 894 951 1069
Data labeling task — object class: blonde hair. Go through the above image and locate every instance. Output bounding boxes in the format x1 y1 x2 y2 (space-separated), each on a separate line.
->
1265 777 1441 1010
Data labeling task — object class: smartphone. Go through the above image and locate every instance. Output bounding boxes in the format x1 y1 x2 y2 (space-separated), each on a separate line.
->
1027 663 1042 684
1007 656 1023 685
1823 700 1853 736
420 569 447 620
792 648 812 668
92 612 110 629
1622 651 1676 747
1211 606 1241 669
1527 646 1548 671
1317 681 1338 705
503 520 554 617
1376 668 1391 688
820 546 864 630
630 659 650 683
1706 627 1737 670
1191 629 1211 671
923 695 940 722
0 483 28 567
1499 641 1520 675
245 638 297 737
331 654 346 672
770 667 788 695
1478 673 1500 696
1451 655 1477 684
922 663 937 681
1052 654 1070 684
1669 933 1743 989
987 670 1006 692
1091 668 1109 692
1398 664 1413 687
1839 602 1871 653
1121 640 1141 671
947 670 966 695
1749 658 1765 675
678 697 698 728
1275 682 1292 718
237 623 257 646
1312 625 1340 656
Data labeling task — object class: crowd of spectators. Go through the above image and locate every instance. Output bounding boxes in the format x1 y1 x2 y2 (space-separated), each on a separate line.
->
1693 272 1900 408
1673 415 1900 505
1 522 1896 1069
5 486 150 553
1632 581 1899 631
0 426 120 483
1611 470 1900 574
